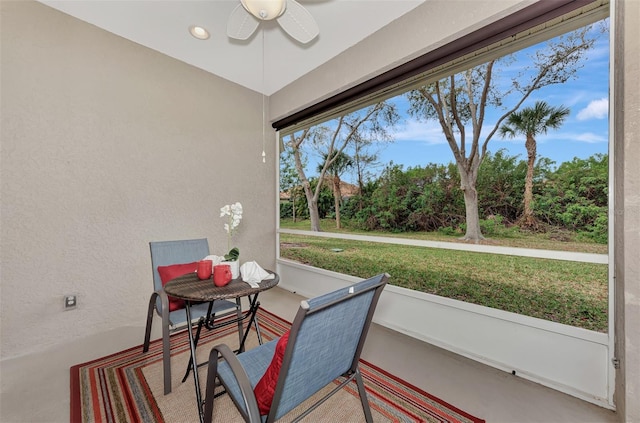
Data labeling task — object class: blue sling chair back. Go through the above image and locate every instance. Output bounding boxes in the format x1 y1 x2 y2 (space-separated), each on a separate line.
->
143 238 241 395
203 273 389 423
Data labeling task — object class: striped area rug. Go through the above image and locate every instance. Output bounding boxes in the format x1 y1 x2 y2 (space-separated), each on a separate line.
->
70 308 484 423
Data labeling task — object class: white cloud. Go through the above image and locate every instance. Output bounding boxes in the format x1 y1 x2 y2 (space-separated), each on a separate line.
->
576 98 608 120
494 130 607 145
393 120 448 145
574 132 608 144
392 118 607 151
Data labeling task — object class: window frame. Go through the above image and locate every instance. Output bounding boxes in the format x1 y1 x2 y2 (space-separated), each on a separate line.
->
276 0 611 328
276 0 614 406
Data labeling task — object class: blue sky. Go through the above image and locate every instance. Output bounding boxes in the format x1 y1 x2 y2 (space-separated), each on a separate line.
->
378 20 610 173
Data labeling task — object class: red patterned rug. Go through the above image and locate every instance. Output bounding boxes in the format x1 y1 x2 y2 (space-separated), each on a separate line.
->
70 308 484 423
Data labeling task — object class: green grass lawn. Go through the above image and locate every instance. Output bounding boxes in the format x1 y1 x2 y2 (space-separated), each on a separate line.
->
279 219 608 332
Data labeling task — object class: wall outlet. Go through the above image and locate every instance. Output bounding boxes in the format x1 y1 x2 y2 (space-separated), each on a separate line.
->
64 295 77 310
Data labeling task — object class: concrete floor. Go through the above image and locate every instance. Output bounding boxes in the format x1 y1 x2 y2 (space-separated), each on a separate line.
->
0 286 618 423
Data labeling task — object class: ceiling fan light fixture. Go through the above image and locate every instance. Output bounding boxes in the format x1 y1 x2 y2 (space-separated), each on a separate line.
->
228 0 318 44
241 0 286 21
188 25 210 40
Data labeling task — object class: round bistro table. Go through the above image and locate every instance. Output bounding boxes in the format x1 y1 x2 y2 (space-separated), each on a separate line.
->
163 270 279 423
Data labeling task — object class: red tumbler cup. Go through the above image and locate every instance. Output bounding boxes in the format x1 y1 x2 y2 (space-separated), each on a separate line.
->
197 260 213 280
213 264 232 287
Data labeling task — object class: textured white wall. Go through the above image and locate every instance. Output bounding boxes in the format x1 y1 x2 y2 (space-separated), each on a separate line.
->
0 1 277 359
270 0 531 121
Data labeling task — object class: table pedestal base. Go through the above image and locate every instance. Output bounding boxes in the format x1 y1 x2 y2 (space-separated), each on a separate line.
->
183 293 264 423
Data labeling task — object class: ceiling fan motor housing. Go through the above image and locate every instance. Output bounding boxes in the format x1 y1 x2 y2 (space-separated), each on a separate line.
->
241 0 287 20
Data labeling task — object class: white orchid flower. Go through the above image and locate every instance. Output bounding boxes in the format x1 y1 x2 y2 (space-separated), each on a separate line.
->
220 202 243 254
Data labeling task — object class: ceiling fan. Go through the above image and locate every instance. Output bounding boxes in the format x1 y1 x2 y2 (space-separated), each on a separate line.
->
227 0 319 44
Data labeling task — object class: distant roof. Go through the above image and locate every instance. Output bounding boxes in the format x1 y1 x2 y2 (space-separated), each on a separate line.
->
280 180 359 200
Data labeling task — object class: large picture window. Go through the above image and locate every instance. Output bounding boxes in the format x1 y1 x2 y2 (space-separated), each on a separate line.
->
278 4 610 333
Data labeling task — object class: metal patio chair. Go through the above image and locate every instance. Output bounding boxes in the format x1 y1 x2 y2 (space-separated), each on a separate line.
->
203 273 389 423
142 238 241 395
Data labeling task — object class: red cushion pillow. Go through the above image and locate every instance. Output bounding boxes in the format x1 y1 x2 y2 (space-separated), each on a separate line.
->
157 262 198 312
254 331 290 415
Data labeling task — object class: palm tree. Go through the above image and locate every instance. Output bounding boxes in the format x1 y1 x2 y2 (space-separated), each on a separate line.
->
317 151 354 229
499 101 570 228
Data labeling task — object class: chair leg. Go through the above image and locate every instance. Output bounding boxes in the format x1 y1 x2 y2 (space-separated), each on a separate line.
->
142 291 172 394
355 367 373 423
161 296 172 395
249 294 263 345
155 290 171 395
143 293 157 352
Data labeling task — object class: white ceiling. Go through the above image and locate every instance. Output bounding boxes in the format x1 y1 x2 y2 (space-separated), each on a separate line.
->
39 0 425 95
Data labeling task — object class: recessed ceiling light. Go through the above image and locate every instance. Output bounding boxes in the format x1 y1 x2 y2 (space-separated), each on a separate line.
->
189 25 210 40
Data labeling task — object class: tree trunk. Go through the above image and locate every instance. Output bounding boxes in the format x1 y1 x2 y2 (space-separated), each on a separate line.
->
333 175 342 229
458 164 484 241
462 186 484 241
299 177 322 231
308 197 322 231
290 135 322 232
292 194 297 223
356 161 364 211
521 135 537 227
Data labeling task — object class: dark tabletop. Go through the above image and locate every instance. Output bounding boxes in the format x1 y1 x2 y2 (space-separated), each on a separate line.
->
163 270 279 302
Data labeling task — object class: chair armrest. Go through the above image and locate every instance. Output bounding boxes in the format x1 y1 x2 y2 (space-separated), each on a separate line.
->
155 288 170 314
204 344 261 423
143 289 172 353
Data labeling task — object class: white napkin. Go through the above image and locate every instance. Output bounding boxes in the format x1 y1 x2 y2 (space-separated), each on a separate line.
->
240 261 275 288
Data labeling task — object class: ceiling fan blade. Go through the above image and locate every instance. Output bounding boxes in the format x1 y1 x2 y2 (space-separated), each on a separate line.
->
276 0 319 44
227 4 260 40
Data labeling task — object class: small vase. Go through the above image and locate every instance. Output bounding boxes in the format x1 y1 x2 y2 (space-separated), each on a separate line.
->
225 259 240 279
